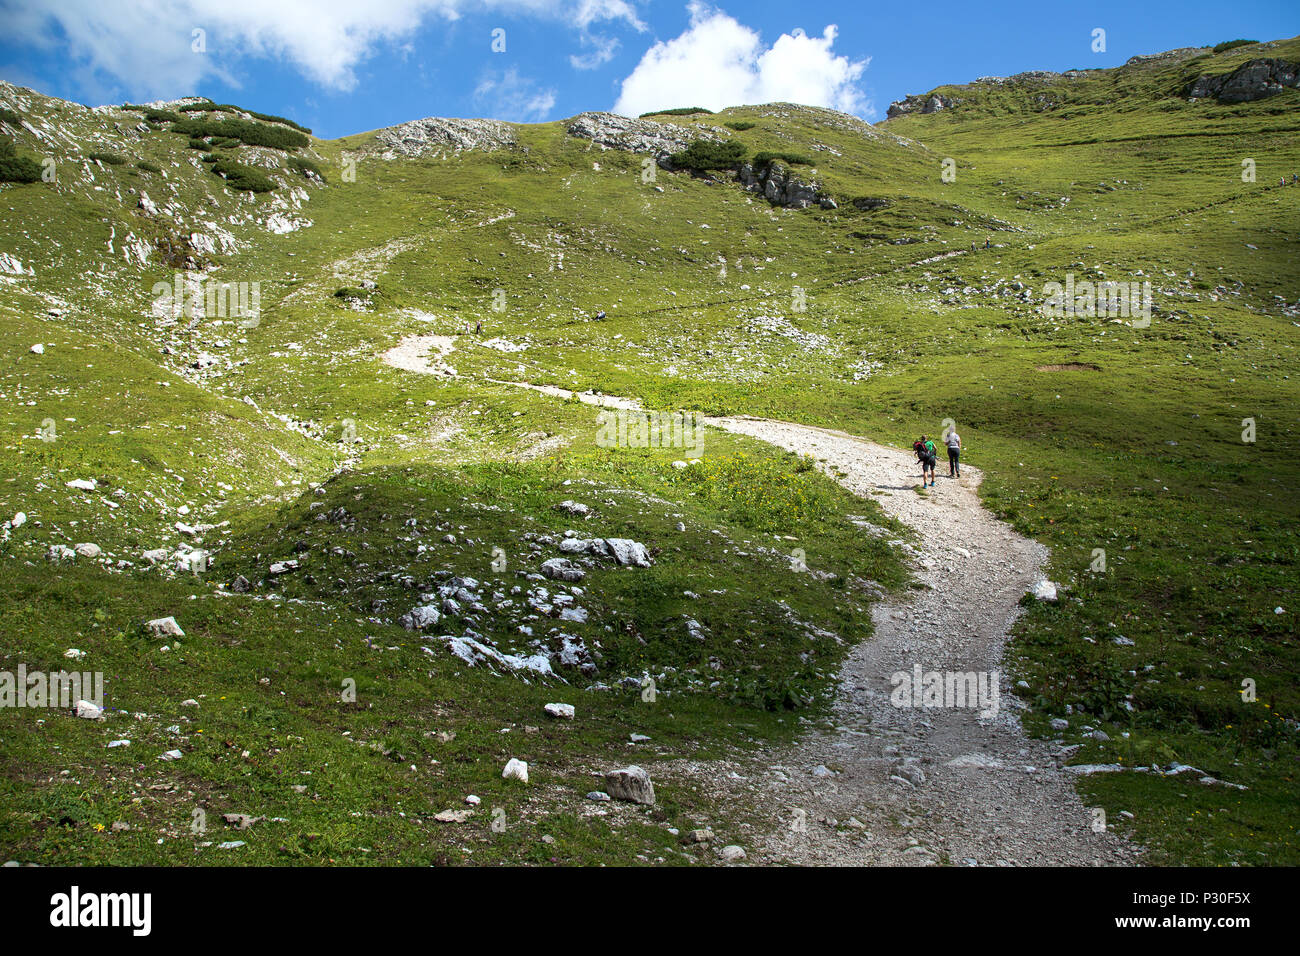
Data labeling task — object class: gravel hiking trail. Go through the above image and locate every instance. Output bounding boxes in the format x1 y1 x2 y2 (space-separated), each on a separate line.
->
700 416 1138 866
380 340 1140 865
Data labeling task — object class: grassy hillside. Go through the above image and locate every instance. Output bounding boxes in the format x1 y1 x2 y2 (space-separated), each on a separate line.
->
1 34 1297 865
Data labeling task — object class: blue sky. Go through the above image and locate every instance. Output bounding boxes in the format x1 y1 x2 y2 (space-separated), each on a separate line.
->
0 0 1295 138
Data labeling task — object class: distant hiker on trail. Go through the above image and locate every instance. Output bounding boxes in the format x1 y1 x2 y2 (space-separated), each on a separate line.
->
984 237 990 249
475 320 482 334
595 310 606 320
945 428 962 478
914 435 938 487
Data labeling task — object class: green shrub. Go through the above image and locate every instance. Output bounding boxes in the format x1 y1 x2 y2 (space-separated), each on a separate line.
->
0 138 42 183
170 116 309 151
641 107 714 118
724 120 755 131
208 156 276 192
1212 39 1258 54
143 108 182 124
286 155 326 181
205 102 312 134
669 139 748 172
187 138 208 150
334 286 372 300
87 151 127 166
200 153 219 163
752 150 813 168
0 107 22 126
136 160 162 174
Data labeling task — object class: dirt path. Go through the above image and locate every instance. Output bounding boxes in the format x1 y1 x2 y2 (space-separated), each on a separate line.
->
380 344 1138 865
700 417 1137 866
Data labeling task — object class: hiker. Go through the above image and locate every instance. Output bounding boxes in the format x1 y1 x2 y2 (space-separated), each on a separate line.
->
945 427 962 478
475 319 482 334
914 435 938 487
595 310 606 320
984 237 990 249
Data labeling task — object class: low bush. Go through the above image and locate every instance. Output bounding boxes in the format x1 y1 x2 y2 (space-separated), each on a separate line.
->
641 107 714 118
752 150 813 168
1212 39 1258 54
669 139 748 172
286 155 326 181
0 138 42 183
171 116 309 151
208 156 276 192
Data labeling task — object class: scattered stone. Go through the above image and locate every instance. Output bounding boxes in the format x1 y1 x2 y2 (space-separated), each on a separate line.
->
502 758 529 783
221 813 262 829
682 828 714 844
586 791 611 801
604 765 655 805
1031 579 1059 602
434 808 473 823
544 703 575 720
74 700 103 719
399 604 441 630
145 616 184 639
720 845 747 863
541 557 585 582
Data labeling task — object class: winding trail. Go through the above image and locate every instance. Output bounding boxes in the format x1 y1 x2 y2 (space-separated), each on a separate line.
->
381 338 1139 866
698 417 1137 866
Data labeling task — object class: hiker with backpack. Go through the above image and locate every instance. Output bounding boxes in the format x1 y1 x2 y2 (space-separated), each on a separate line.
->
914 435 938 487
945 427 962 478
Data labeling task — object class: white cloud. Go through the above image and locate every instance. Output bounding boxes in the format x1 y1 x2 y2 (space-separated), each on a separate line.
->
474 66 556 121
613 2 870 118
570 34 622 70
3 0 645 100
568 0 648 70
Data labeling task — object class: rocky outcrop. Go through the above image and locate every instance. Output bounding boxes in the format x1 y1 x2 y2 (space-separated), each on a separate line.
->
886 93 958 119
1125 47 1208 67
365 116 516 158
737 161 835 210
566 111 723 159
1188 58 1300 103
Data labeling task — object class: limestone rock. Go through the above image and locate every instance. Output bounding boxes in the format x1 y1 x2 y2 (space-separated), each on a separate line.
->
604 765 655 805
